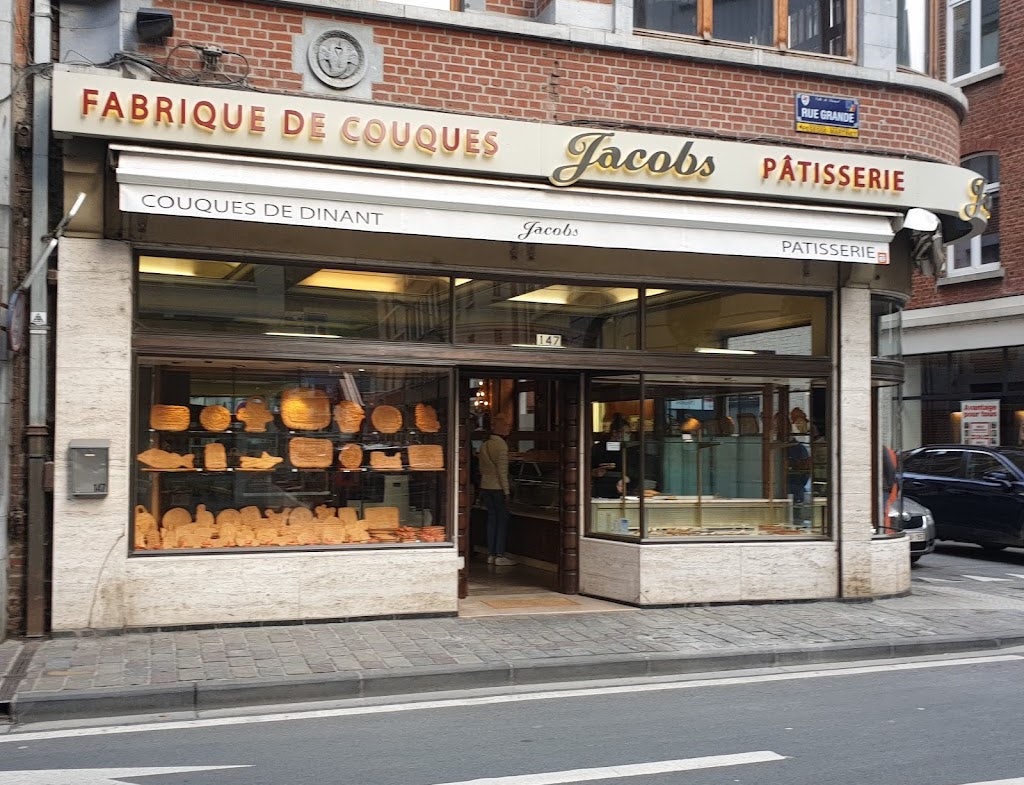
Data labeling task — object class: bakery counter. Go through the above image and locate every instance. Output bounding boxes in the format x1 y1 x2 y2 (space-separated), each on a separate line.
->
590 496 828 538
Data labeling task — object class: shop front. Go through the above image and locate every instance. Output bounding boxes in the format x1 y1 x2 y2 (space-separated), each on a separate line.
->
47 67 986 630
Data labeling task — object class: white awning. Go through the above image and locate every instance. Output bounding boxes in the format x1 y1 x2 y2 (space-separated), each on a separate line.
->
113 145 899 264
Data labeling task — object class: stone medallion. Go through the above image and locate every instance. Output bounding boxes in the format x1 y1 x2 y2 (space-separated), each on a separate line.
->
308 30 367 89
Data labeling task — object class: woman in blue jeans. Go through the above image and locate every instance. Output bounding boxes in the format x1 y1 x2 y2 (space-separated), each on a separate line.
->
478 413 514 566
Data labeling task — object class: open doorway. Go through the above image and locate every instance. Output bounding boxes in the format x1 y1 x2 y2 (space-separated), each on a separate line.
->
457 373 581 600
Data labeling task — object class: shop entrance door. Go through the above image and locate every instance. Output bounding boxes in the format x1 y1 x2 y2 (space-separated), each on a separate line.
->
457 372 581 599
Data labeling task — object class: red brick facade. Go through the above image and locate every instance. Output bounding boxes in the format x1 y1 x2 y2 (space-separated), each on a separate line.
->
138 0 961 163
909 1 1022 308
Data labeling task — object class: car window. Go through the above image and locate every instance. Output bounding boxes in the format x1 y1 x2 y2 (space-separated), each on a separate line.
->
966 452 1003 480
999 450 1024 474
904 450 963 478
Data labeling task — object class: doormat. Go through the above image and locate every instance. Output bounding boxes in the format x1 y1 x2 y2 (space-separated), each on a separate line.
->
480 597 581 609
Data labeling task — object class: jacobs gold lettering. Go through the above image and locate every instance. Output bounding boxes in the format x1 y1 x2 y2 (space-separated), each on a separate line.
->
549 132 715 187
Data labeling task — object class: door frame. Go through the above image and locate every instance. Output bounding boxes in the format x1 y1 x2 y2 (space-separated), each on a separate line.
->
456 369 582 598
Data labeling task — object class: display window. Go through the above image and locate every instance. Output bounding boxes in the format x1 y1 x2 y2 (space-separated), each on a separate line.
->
587 375 830 540
453 281 639 350
136 257 451 342
645 289 829 356
132 361 451 553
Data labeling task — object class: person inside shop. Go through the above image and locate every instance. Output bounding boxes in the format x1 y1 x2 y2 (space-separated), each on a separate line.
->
478 413 515 566
592 413 629 498
786 436 812 506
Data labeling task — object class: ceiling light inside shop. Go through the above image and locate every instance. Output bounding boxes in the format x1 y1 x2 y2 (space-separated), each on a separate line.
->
508 285 665 305
264 331 341 338
297 269 452 294
139 256 242 278
695 347 757 355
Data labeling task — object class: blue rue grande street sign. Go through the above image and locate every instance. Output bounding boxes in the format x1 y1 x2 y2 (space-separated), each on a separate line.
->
794 93 859 138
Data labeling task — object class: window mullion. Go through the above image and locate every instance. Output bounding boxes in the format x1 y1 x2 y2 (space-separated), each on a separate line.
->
698 0 713 40
776 0 789 50
971 0 981 73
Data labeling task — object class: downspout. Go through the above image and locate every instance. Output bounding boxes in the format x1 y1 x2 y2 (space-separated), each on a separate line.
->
24 0 52 637
0 0 14 640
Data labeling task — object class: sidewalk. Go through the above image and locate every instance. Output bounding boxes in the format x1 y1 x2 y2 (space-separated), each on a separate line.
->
3 582 1024 726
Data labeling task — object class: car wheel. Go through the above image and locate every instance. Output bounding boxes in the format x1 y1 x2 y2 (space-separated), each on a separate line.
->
910 554 922 564
981 544 1007 552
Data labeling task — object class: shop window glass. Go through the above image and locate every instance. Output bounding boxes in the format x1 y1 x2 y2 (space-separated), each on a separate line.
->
871 296 903 360
644 289 827 356
788 0 847 56
714 0 775 45
948 0 999 80
634 0 847 56
132 361 450 553
897 0 931 72
453 280 638 350
587 375 829 540
634 0 698 35
136 257 450 343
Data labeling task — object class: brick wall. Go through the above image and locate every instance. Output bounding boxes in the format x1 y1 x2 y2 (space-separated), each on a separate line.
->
138 0 961 163
909 0 1023 308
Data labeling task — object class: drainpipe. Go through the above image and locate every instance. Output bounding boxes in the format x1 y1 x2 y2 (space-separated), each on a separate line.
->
24 0 52 637
0 0 14 640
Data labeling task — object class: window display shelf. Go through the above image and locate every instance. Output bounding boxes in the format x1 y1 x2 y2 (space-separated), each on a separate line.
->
134 363 451 553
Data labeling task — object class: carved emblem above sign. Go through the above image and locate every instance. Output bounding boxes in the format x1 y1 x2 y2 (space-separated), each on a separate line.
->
308 30 367 90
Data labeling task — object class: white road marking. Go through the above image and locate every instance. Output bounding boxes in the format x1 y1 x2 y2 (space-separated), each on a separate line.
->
2 654 1019 744
1005 574 1024 580
962 575 1012 582
952 779 1024 785
425 752 786 785
914 577 958 583
1 765 249 785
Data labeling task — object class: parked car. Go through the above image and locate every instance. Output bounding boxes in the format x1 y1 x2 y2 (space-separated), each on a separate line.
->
887 496 936 564
900 445 1024 551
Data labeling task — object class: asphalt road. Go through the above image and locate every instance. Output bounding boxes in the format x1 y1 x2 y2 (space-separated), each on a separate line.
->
2 653 1023 785
914 540 1024 595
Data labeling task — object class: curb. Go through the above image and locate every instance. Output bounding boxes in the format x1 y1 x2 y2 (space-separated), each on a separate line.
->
10 633 1024 725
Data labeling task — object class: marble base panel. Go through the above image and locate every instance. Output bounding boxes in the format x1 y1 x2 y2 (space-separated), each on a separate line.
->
51 548 459 631
870 535 911 596
581 538 840 605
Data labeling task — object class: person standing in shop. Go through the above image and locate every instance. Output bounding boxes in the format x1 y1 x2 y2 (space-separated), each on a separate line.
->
479 413 515 566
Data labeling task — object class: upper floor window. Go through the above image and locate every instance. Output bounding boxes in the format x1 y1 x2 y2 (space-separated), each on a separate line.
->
948 0 999 80
947 153 999 277
633 0 847 56
898 0 932 72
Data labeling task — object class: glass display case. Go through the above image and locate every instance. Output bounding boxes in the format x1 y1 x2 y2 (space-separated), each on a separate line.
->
132 362 450 553
588 375 830 540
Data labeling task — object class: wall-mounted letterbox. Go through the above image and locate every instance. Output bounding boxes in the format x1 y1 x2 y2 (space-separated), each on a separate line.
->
68 439 109 498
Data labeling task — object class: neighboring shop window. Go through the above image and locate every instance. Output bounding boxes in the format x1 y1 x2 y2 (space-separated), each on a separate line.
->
136 257 450 342
587 375 829 540
947 154 999 277
902 348 1024 450
634 0 848 56
897 0 932 73
948 0 999 81
132 362 450 553
453 281 639 350
645 289 829 356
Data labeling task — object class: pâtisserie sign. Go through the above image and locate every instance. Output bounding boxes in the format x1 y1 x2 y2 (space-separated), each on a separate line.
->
53 68 987 234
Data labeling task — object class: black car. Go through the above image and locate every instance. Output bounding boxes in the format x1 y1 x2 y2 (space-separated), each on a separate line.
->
900 445 1024 551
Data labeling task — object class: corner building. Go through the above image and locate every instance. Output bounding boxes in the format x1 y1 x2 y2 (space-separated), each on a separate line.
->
901 2 1023 453
43 0 984 631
